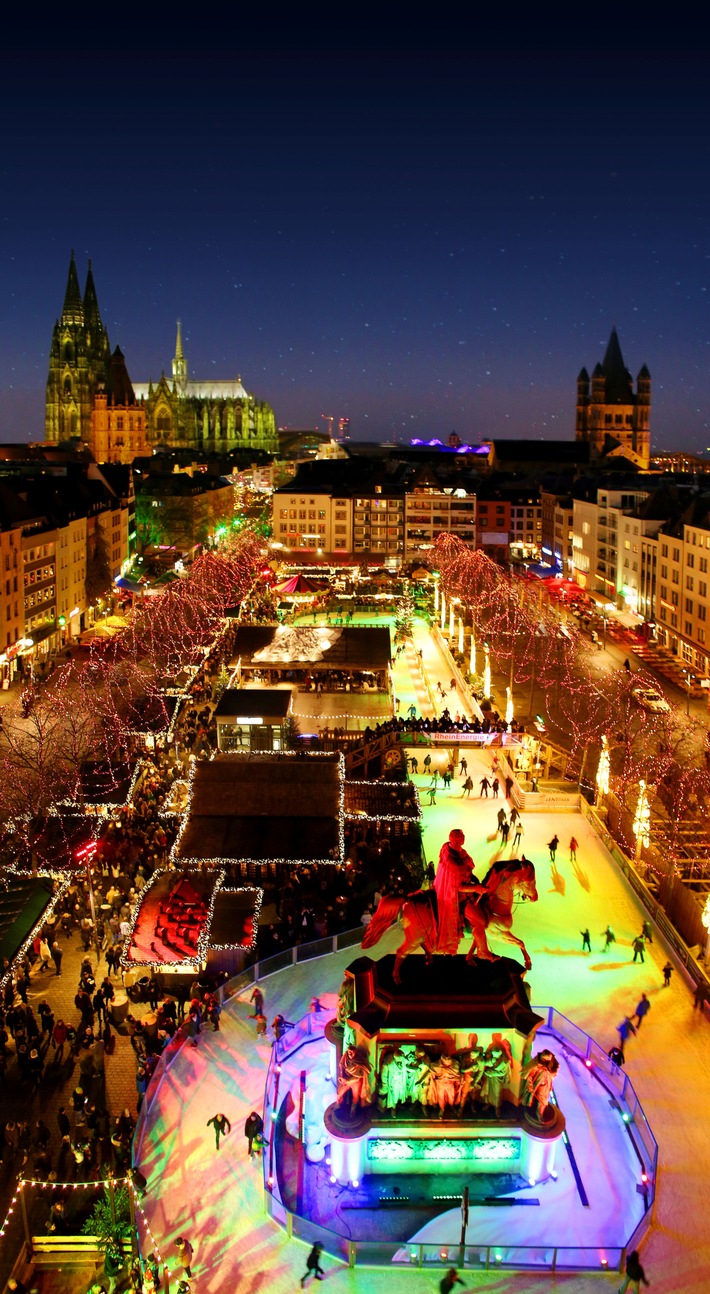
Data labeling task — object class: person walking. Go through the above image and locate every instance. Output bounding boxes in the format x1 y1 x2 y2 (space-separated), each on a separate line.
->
693 980 708 1011
439 1270 464 1294
459 757 468 776
479 776 490 797
581 928 591 953
409 755 419 774
250 985 264 1016
496 807 507 832
491 778 500 799
569 836 578 863
632 935 646 964
662 961 673 987
206 1113 231 1151
427 784 437 806
50 941 63 976
548 835 559 863
512 819 524 851
634 994 651 1029
250 1010 267 1037
641 919 653 944
500 819 510 845
618 1248 650 1293
423 754 432 773
617 1016 637 1049
300 1242 325 1286
38 938 52 973
462 776 473 797
175 1238 194 1278
244 1111 264 1157
602 925 615 952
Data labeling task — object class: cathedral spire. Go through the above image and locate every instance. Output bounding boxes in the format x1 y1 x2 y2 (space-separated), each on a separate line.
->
172 319 187 391
61 251 84 326
83 258 103 336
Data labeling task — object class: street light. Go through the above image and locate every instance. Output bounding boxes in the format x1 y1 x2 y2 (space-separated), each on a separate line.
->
683 669 691 717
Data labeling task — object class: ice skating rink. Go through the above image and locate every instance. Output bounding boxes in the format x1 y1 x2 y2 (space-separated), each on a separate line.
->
137 748 710 1294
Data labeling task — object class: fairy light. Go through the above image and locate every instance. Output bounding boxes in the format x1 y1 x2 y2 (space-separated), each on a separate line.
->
172 751 346 868
128 1179 171 1270
633 779 651 854
596 734 610 801
0 874 72 994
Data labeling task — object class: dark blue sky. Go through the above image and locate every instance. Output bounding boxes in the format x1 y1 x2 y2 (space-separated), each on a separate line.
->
1 42 710 449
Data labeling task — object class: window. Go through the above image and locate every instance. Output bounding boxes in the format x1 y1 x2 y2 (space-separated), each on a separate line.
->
700 582 707 598
662 543 668 558
673 548 680 562
672 571 679 585
687 553 695 568
686 598 694 614
699 606 707 622
687 576 694 591
661 565 668 579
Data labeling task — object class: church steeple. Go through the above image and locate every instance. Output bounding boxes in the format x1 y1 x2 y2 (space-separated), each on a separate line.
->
172 320 187 392
61 251 84 327
83 259 102 334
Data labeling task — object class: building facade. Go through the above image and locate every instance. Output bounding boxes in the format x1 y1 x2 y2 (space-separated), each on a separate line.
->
575 328 651 470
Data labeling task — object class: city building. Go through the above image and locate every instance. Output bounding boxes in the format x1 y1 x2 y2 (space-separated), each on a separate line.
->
575 328 651 470
134 470 234 555
571 483 650 605
540 490 575 574
404 467 475 559
475 485 542 564
89 347 150 464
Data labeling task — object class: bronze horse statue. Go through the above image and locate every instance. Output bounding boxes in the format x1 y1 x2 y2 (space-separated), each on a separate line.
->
361 856 538 983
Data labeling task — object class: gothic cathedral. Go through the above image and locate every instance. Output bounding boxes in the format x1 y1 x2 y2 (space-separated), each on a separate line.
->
46 255 279 460
45 253 111 443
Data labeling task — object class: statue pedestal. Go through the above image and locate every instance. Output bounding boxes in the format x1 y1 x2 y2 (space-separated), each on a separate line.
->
324 1100 373 1185
519 1105 566 1182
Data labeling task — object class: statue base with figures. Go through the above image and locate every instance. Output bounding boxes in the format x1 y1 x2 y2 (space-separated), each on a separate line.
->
321 952 565 1187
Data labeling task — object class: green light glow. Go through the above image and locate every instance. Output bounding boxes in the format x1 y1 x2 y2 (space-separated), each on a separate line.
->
367 1137 520 1163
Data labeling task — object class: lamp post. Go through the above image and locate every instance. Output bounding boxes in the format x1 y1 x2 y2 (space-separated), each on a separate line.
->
440 592 446 632
505 686 514 727
458 617 464 655
469 633 476 677
483 643 491 700
434 581 440 614
683 669 691 717
449 603 455 638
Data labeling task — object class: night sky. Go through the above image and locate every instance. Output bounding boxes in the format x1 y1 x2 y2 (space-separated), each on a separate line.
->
2 38 710 450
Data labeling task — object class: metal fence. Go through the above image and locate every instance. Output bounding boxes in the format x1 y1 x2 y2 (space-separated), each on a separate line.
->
261 1002 656 1273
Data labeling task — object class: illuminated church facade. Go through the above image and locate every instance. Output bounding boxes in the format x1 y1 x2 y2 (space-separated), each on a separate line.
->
45 256 278 459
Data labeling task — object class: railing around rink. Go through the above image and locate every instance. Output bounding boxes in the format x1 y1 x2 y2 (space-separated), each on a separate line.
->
133 926 366 1161
133 930 657 1275
262 999 657 1275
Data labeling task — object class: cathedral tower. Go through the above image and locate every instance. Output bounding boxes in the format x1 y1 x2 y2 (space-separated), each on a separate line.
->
45 254 111 443
575 328 651 470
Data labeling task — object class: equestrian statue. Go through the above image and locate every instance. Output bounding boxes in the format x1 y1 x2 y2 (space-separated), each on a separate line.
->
361 828 538 982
